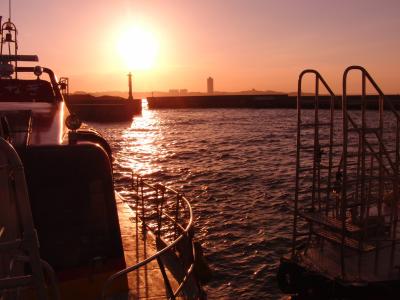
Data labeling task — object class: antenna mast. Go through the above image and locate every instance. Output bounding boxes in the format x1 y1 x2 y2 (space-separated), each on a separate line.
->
0 0 18 78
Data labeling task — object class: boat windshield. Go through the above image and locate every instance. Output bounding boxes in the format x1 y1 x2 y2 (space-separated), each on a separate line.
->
0 79 55 102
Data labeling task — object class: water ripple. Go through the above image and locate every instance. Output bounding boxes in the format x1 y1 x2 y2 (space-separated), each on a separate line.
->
91 108 301 299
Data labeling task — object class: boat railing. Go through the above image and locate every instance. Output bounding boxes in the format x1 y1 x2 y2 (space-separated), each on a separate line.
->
102 173 203 299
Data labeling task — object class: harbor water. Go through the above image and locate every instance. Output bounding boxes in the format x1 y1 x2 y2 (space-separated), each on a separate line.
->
91 103 299 299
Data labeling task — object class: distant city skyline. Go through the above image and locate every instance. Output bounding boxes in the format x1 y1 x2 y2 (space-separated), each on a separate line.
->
2 0 400 94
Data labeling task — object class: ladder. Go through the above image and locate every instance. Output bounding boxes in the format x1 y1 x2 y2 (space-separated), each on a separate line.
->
340 66 400 276
292 66 400 279
292 69 338 256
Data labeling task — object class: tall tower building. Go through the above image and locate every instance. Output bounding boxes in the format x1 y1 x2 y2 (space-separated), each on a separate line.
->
207 77 214 94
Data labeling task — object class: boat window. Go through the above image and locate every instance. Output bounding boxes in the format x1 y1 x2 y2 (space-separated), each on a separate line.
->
0 79 55 102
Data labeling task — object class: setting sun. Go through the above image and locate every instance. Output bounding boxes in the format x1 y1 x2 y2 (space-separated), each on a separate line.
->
117 27 158 70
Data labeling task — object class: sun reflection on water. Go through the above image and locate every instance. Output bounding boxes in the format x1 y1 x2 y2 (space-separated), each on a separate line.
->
120 98 163 176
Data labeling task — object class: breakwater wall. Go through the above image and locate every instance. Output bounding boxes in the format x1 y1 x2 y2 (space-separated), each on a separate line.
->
66 94 142 122
147 94 400 110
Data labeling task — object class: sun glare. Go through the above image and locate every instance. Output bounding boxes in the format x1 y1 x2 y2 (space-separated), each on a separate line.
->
117 27 158 70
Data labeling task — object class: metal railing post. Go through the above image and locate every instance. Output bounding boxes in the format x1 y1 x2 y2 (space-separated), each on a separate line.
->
102 174 201 299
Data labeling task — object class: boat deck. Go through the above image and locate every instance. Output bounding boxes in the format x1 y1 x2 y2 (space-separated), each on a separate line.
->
116 196 183 299
300 238 400 283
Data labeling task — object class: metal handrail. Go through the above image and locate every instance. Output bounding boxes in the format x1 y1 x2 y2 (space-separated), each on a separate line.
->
101 174 201 299
293 70 336 256
342 65 400 277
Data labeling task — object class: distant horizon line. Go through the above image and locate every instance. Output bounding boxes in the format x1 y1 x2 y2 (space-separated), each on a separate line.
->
71 89 400 97
71 89 297 97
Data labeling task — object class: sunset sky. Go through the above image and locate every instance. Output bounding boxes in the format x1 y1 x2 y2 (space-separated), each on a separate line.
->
1 0 400 94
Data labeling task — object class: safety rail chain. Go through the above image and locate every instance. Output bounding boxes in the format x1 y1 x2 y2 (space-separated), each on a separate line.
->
102 174 204 300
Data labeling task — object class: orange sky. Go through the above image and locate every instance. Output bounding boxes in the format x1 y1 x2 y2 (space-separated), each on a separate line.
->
1 0 400 94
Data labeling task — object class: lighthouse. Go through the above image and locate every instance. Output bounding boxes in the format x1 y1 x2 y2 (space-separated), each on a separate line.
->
128 72 133 100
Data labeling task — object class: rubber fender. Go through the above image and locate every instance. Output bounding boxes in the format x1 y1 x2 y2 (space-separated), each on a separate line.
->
74 129 112 159
22 144 123 272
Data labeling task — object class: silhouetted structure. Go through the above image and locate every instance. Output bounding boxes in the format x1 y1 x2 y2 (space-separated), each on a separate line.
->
148 94 291 109
66 93 142 122
147 94 400 110
128 72 133 100
207 77 214 94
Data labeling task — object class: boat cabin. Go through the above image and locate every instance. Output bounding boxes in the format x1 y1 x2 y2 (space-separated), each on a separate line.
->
0 53 128 299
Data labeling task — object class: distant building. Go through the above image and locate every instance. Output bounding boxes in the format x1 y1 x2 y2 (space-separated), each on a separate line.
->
179 89 188 95
207 77 214 94
169 89 179 95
